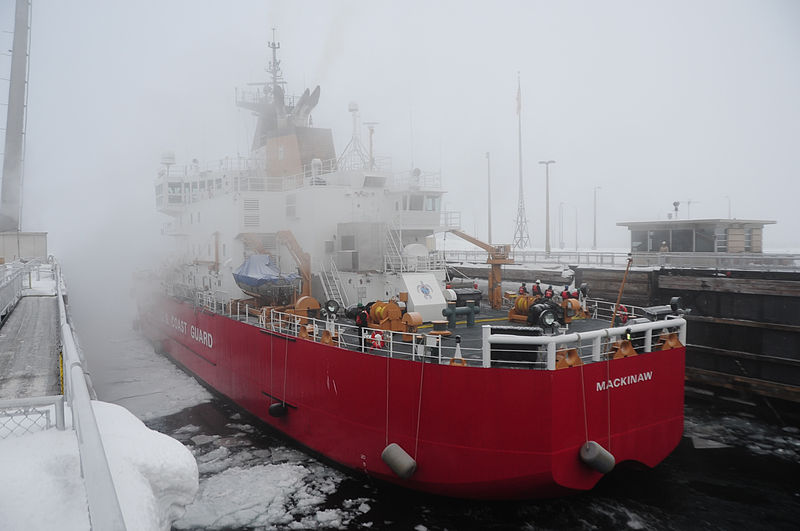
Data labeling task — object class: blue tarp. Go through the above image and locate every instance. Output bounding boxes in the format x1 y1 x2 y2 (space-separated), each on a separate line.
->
233 255 299 287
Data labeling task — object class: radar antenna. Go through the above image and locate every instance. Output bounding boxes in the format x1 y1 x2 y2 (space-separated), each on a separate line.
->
267 28 285 94
337 102 371 170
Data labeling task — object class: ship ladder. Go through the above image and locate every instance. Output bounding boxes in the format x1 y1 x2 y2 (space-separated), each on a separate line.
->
384 221 406 273
321 258 348 307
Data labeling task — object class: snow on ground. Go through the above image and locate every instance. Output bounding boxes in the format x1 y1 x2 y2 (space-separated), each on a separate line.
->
23 277 57 296
0 400 199 531
0 427 89 530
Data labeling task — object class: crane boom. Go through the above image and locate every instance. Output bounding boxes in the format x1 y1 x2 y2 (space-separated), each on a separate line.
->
448 229 513 309
449 229 511 261
276 230 312 298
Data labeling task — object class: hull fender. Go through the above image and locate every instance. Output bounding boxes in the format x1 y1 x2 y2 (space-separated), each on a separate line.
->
381 443 417 479
580 441 615 474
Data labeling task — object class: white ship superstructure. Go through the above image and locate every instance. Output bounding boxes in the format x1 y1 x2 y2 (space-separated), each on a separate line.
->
153 34 459 319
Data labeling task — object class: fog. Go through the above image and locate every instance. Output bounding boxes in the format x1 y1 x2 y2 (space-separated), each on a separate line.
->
2 1 800 350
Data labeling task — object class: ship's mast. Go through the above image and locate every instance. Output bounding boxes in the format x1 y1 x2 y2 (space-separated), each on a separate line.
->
266 28 285 102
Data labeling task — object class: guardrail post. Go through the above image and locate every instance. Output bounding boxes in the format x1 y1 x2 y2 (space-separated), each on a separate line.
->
644 328 652 353
55 395 65 430
679 321 687 345
481 326 491 368
546 342 556 370
592 336 602 362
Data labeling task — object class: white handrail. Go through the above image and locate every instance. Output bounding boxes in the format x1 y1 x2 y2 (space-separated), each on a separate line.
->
486 318 687 370
56 262 126 530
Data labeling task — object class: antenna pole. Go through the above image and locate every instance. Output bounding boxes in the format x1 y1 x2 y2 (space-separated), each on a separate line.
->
486 152 492 244
512 73 531 249
267 28 282 92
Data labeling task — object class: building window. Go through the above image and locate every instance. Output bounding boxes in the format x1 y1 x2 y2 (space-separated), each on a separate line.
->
695 228 715 252
631 231 647 252
672 230 693 252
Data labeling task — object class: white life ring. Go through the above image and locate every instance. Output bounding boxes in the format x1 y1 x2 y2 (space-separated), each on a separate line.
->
370 330 385 349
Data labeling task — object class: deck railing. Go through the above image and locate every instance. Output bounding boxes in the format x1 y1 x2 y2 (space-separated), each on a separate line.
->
198 298 686 371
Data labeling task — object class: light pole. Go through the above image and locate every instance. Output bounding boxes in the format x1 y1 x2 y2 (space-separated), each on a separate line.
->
592 186 600 250
486 152 492 244
574 207 578 251
539 160 556 256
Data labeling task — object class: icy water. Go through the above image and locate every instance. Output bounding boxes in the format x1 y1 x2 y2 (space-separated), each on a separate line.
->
92 331 800 530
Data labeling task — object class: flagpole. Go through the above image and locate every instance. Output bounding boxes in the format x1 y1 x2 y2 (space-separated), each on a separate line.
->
517 73 523 209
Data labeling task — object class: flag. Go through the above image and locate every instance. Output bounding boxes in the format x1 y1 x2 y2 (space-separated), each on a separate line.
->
516 75 521 116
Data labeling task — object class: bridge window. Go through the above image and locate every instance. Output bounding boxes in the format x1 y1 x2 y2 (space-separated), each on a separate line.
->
409 194 424 211
425 196 441 211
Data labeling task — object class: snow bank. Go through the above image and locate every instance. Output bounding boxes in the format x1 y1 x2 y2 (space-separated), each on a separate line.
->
94 401 199 530
0 429 89 530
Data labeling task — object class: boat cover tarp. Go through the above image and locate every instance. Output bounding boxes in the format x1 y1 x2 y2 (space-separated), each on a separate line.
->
233 255 299 287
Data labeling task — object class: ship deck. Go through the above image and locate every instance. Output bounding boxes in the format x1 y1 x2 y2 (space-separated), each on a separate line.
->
330 302 648 367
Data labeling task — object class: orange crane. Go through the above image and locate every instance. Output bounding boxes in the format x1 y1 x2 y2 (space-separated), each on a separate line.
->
276 230 312 298
449 230 514 309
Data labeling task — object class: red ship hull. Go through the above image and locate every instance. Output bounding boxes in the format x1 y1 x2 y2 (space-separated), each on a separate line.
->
141 296 684 499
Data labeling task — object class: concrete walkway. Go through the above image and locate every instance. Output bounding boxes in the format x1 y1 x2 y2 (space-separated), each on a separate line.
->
0 295 60 399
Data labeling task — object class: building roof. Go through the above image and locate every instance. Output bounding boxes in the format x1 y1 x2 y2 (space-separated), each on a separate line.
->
616 218 776 229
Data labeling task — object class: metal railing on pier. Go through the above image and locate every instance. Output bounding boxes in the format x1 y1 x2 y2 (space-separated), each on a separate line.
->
56 261 127 529
443 249 800 271
0 260 126 528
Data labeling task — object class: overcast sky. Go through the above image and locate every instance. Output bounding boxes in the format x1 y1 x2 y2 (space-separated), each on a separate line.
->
3 0 799 262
